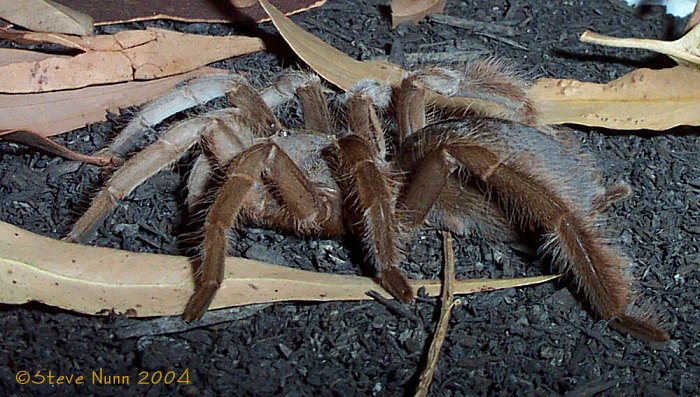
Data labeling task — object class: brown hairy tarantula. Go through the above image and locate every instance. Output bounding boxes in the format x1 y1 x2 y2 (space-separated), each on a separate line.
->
64 60 669 342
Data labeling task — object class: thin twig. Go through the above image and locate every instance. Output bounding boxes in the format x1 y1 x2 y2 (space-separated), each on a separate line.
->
415 231 459 397
429 14 516 36
405 50 487 64
476 31 529 51
367 290 423 324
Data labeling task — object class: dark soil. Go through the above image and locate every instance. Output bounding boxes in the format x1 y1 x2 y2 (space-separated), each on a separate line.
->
1 1 698 396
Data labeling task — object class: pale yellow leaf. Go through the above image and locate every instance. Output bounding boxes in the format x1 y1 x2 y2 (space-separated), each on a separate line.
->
529 66 700 130
391 0 446 28
258 0 404 89
0 221 557 317
0 67 227 137
0 0 93 35
0 28 265 93
580 23 700 67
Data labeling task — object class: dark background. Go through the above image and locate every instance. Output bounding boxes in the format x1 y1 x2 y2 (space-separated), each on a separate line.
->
1 0 698 396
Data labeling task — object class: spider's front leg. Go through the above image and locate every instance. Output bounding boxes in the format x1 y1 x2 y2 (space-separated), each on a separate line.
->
331 82 414 303
64 109 253 243
183 141 333 321
184 72 339 320
103 74 267 159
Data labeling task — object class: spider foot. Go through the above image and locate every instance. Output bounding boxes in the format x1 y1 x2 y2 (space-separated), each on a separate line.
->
610 314 670 342
378 266 414 303
182 280 220 322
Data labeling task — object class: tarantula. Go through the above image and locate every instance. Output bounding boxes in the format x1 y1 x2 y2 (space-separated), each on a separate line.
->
63 60 669 342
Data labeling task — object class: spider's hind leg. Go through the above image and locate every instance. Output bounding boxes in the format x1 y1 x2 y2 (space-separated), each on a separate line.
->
592 181 632 213
396 59 539 142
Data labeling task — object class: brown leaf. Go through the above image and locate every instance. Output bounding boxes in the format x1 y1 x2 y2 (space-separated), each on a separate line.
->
0 67 227 137
0 0 93 35
0 221 557 317
580 23 700 67
56 0 326 25
0 28 265 93
258 0 528 121
0 129 113 166
529 66 700 130
391 0 446 28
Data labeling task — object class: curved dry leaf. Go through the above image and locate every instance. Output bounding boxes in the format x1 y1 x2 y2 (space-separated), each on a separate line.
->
580 23 700 67
0 129 113 165
391 0 446 28
258 0 403 89
0 67 227 137
529 66 700 130
257 0 527 121
0 221 557 317
0 0 93 35
0 28 265 93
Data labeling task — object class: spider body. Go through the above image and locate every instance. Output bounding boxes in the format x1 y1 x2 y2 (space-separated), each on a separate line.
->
64 62 669 342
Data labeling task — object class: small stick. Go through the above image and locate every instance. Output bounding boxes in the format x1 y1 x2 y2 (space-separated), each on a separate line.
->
414 231 459 397
405 50 486 64
429 14 516 37
366 290 423 324
476 31 529 50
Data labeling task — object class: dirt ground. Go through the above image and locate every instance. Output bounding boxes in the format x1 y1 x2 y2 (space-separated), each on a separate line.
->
1 0 698 396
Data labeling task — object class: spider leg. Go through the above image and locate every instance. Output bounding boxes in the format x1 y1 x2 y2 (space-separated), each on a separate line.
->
186 155 214 211
591 181 631 213
344 80 391 159
397 119 669 342
104 71 324 158
294 73 333 134
183 141 332 321
333 134 412 303
331 86 412 303
396 60 539 142
64 109 248 243
104 74 254 158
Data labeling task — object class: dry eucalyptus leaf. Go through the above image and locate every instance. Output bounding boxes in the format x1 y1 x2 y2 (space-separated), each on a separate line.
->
259 0 404 89
391 0 446 28
258 0 521 120
529 66 700 130
580 23 700 67
0 28 264 93
0 67 227 137
0 129 113 165
57 0 326 25
0 0 93 35
0 221 557 317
